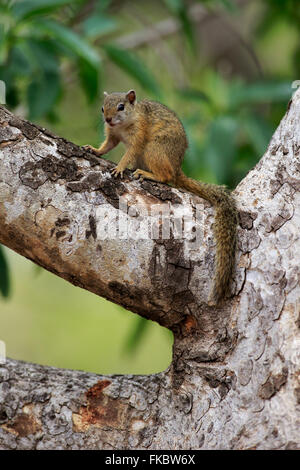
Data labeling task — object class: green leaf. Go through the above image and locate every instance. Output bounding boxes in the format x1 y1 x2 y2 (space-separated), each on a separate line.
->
0 3 11 15
216 0 238 13
163 0 183 13
229 81 293 107
181 118 203 175
9 45 33 75
12 0 75 21
78 58 100 103
243 113 273 156
103 44 160 97
82 13 117 39
123 317 149 354
204 115 238 186
0 245 10 298
0 24 9 63
178 8 196 53
35 18 101 70
27 70 61 119
26 39 59 73
176 87 211 103
163 0 196 52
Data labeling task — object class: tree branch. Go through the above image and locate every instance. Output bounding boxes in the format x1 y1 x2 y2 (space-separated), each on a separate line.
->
0 88 300 449
0 104 233 358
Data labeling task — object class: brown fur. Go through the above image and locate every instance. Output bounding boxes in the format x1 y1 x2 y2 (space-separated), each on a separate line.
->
84 90 237 305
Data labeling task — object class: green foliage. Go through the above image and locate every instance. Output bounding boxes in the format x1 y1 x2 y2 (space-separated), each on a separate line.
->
229 80 293 107
36 18 101 68
163 0 196 52
27 71 61 120
204 115 238 186
177 76 293 187
11 0 74 21
0 0 100 118
82 0 117 39
103 44 161 97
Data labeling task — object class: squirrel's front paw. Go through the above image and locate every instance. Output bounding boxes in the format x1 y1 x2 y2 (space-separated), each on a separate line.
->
111 164 125 178
82 144 94 152
82 145 102 156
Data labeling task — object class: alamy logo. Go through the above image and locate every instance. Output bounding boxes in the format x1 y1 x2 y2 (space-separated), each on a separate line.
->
94 197 204 248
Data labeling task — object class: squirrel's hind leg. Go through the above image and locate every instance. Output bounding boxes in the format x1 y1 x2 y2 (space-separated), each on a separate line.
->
135 145 175 184
133 169 164 183
132 165 174 184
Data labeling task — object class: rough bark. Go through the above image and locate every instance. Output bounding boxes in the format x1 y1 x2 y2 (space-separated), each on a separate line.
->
0 88 299 450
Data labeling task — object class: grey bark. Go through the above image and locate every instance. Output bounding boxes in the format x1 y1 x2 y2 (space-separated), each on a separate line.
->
0 88 300 450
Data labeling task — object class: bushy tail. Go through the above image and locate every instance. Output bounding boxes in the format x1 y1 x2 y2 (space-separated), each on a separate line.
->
176 171 237 306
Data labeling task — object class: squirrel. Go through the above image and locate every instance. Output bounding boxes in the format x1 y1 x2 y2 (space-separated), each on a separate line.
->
84 89 237 306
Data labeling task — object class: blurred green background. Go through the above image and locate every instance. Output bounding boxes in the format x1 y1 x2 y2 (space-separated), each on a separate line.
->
0 0 298 374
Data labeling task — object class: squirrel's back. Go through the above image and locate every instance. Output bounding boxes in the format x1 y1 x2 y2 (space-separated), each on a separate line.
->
136 99 188 166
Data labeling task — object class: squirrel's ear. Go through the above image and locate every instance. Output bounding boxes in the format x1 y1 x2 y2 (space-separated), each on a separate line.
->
126 89 136 104
103 91 108 97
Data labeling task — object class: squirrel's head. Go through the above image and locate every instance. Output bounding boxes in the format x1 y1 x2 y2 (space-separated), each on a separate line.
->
101 90 136 128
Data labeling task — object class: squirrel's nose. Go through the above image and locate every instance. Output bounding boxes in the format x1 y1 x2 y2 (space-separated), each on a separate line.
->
106 117 112 123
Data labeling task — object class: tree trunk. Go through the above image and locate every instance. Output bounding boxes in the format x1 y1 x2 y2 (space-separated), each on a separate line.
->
0 89 299 450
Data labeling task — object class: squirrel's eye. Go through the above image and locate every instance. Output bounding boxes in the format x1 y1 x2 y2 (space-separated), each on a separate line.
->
101 106 104 113
117 103 125 111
